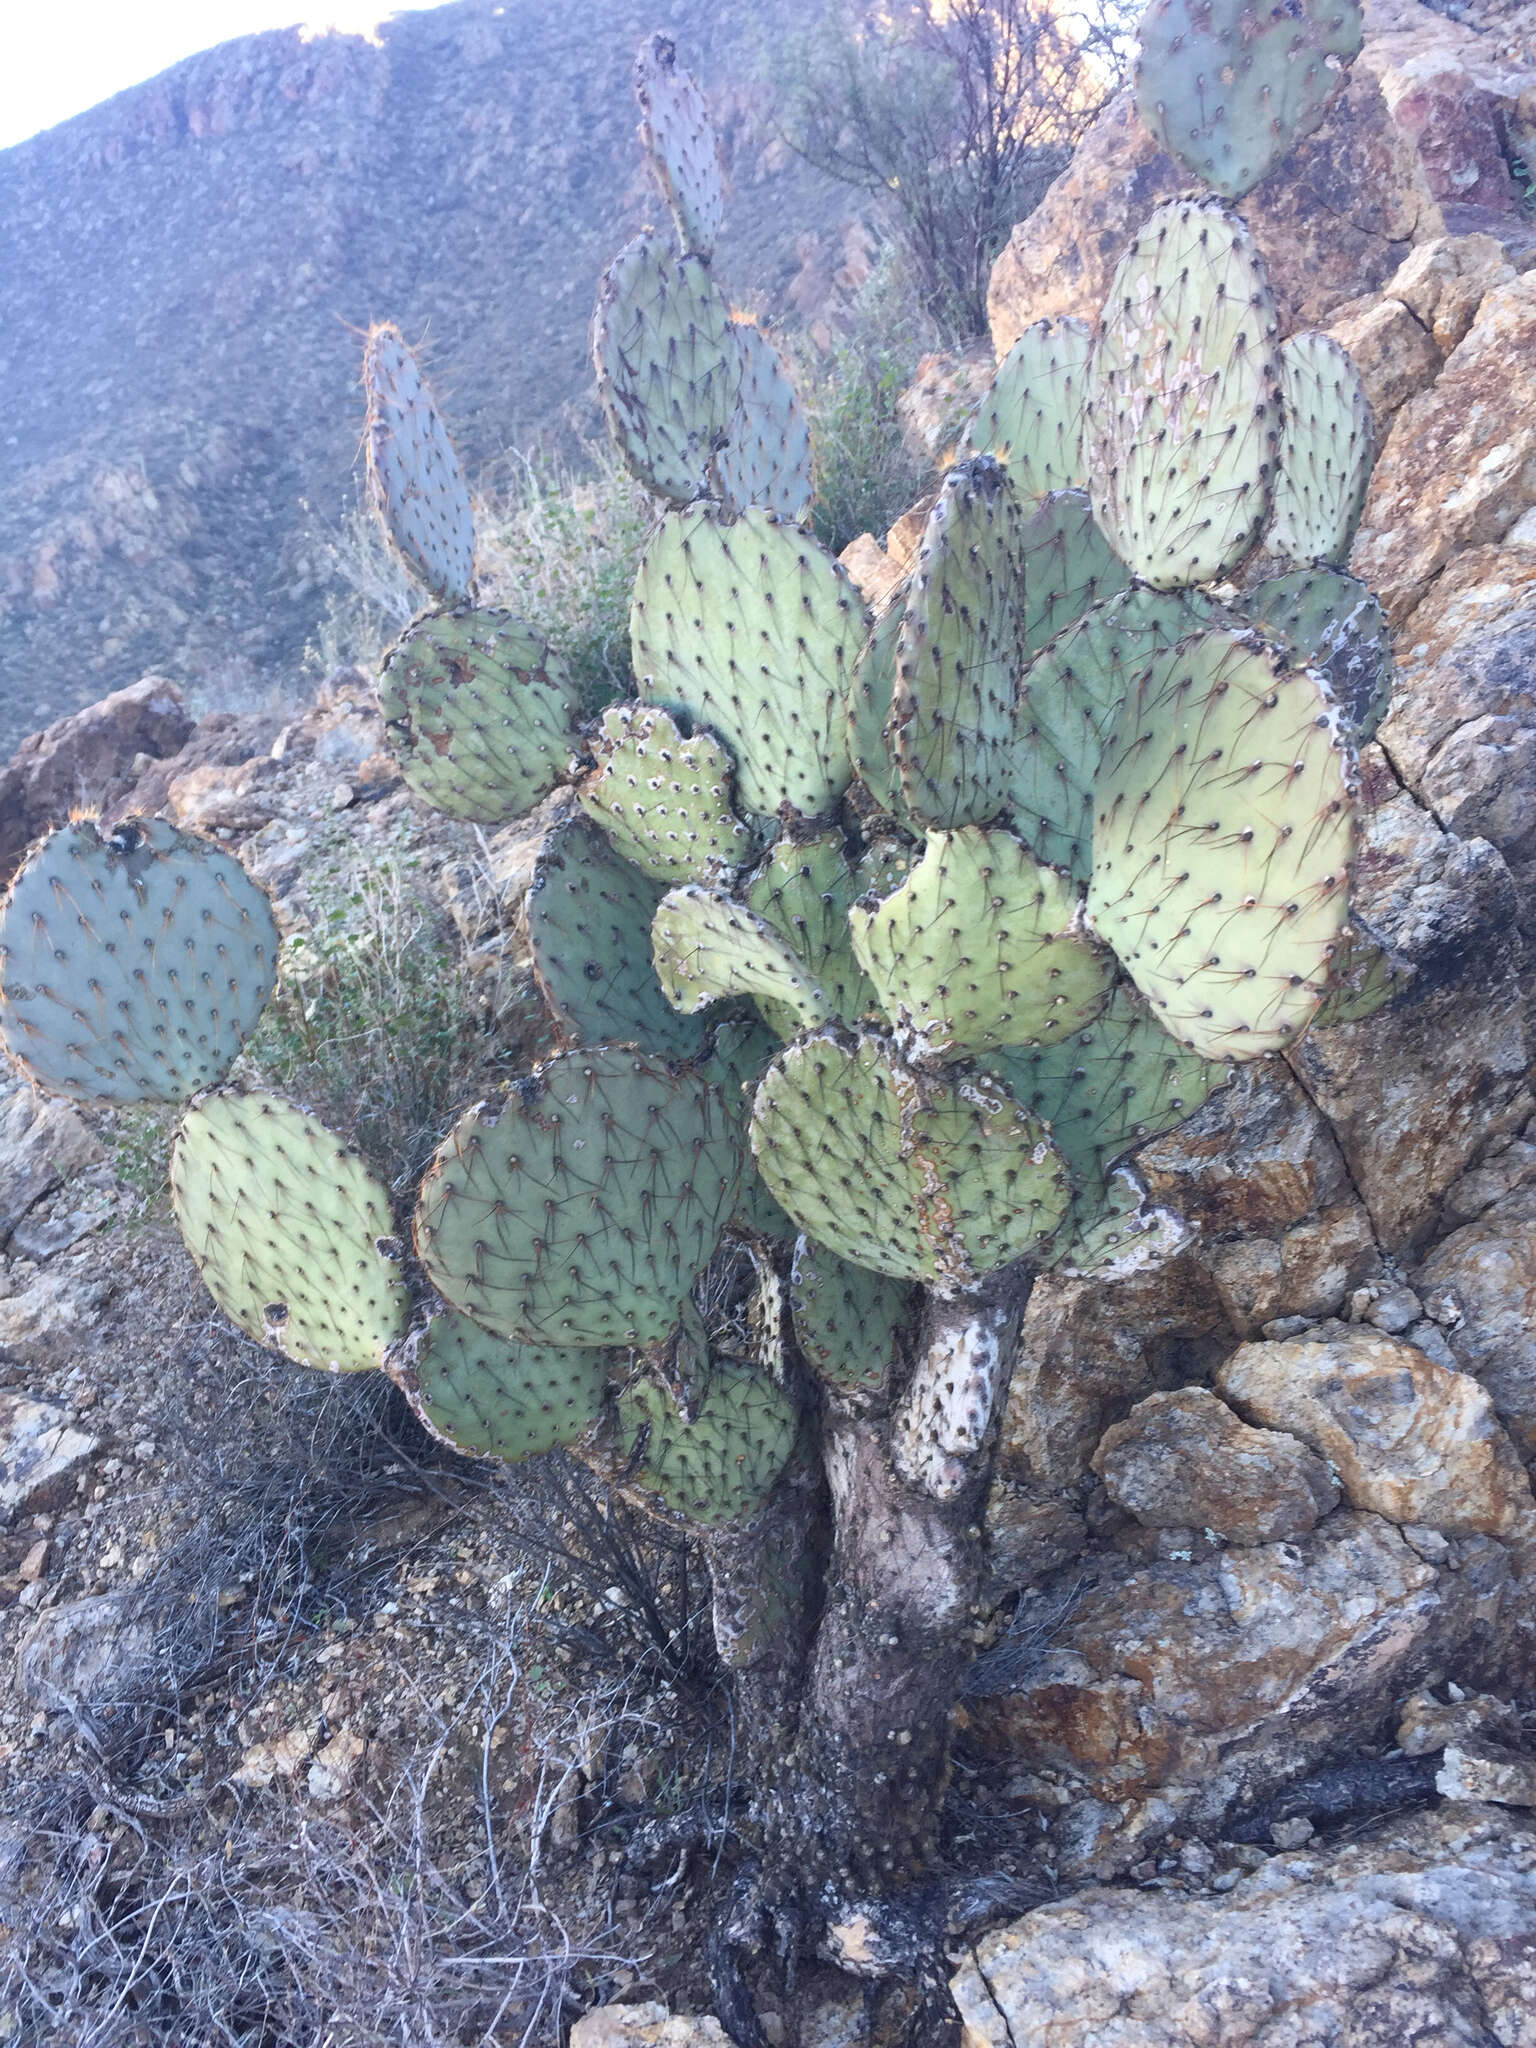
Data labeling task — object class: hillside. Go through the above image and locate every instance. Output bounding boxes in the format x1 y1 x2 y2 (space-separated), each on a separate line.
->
0 0 858 759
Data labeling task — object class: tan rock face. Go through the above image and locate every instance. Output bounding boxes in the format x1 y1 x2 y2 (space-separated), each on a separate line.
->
0 1394 100 1517
836 532 903 612
1325 297 1442 424
951 1807 1536 2048
1091 1389 1339 1545
1215 1328 1535 1538
1385 233 1517 352
570 2007 730 2048
894 348 993 465
986 72 1439 357
1397 1684 1524 1755
0 1082 104 1248
1417 1184 1536 1465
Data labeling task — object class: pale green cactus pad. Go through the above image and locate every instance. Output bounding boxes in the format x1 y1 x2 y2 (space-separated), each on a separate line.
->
578 702 756 885
891 456 1030 829
0 819 278 1106
1009 587 1219 882
1019 488 1132 658
789 1235 914 1394
593 231 738 506
964 317 1091 507
1085 197 1282 589
617 1363 797 1526
652 885 834 1033
414 1046 742 1348
378 606 580 825
714 321 815 523
750 1031 1070 1286
1137 0 1364 200
1309 920 1407 1027
398 1310 613 1461
1088 627 1356 1060
846 593 909 821
1045 1165 1194 1281
171 1089 409 1373
849 827 1113 1060
704 1014 799 1240
1245 567 1393 744
1269 332 1374 568
634 32 725 260
744 831 893 1030
631 505 863 819
524 810 709 1059
363 323 476 603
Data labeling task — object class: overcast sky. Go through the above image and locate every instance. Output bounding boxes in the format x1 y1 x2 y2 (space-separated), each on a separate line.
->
0 3 458 151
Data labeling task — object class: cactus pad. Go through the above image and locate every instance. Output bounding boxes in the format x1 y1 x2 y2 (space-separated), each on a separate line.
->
634 32 725 260
414 1047 742 1348
1 819 278 1106
744 831 890 1029
1019 489 1132 658
750 1031 1070 1287
398 1311 612 1461
363 324 476 604
378 606 579 825
703 1015 798 1240
849 827 1113 1060
578 702 756 885
171 1090 409 1373
790 1236 914 1394
964 317 1091 507
1245 567 1393 744
1046 1166 1194 1281
651 885 834 1033
846 594 909 821
1088 627 1356 1059
631 505 862 819
714 321 815 522
617 1363 797 1526
1085 198 1282 589
1269 332 1374 568
593 231 738 506
1137 0 1364 201
891 456 1030 829
524 811 708 1059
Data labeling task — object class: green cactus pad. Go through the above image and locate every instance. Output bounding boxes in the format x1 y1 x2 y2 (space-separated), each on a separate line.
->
592 231 739 506
1310 920 1408 1028
631 504 863 819
634 32 725 260
992 983 1231 1186
171 1090 409 1373
846 594 909 821
524 810 708 1059
1 819 278 1106
714 321 815 523
1269 333 1374 569
1245 567 1393 744
398 1311 612 1461
790 1235 914 1394
1085 197 1282 590
652 885 834 1032
617 1362 797 1527
1019 489 1132 659
891 456 1030 829
1044 1165 1193 1281
578 702 756 885
1137 0 1364 201
378 606 580 825
750 1031 1070 1287
963 317 1092 507
744 831 889 1029
414 1046 742 1348
849 827 1113 1060
1088 627 1356 1060
1009 587 1219 882
363 323 476 603
703 1015 798 1239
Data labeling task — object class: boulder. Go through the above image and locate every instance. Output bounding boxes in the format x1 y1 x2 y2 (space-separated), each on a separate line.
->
1384 232 1517 353
1325 296 1442 425
0 1079 104 1250
894 347 992 465
1358 0 1535 214
1416 1184 1536 1466
0 1392 100 1516
1215 1327 1536 1539
570 2009 730 2048
1091 1389 1339 1545
951 1807 1536 2048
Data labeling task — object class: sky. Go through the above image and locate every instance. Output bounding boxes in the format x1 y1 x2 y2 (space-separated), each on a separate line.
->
0 2 458 151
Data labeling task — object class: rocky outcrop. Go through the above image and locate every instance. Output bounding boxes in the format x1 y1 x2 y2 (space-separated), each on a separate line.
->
1417 1185 1536 1468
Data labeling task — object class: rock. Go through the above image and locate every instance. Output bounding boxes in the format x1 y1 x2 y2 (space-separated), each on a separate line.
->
17 1591 152 1715
1215 1328 1535 1539
1358 0 1534 214
1351 275 1536 629
111 706 283 821
1325 297 1442 423
1369 1282 1424 1333
0 677 194 886
987 71 1440 357
0 1081 104 1249
1397 1683 1524 1755
307 1725 365 1800
983 1486 1087 1595
0 1393 99 1516
1091 1389 1339 1545
1438 1742 1536 1808
570 2007 730 2048
836 532 903 611
1416 1184 1536 1465
0 1260 114 1357
163 756 279 835
894 347 992 464
1385 232 1517 352
1394 541 1536 675
1440 1135 1536 1228
232 1722 319 1790
951 1806 1536 2047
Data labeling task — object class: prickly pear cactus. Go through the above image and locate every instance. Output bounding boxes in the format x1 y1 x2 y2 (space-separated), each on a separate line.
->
0 819 278 1106
790 1236 914 1395
617 1363 798 1526
1018 488 1131 657
1269 332 1375 569
634 32 725 260
396 1310 613 1462
579 701 757 884
652 885 834 1032
744 831 892 1030
1245 567 1393 744
714 321 815 523
363 323 476 604
963 317 1091 507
